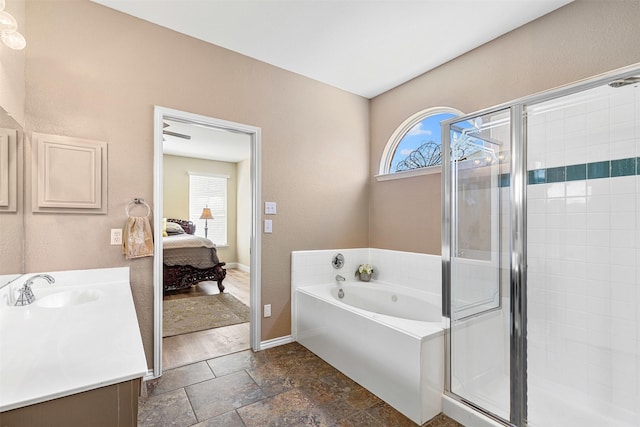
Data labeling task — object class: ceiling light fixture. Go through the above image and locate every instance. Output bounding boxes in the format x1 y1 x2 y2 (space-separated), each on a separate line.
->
0 0 26 50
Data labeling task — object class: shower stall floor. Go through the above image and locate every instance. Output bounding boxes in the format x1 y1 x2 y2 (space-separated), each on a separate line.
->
527 377 638 427
456 373 638 427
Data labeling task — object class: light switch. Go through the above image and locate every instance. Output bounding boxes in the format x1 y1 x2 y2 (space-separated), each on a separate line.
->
264 219 273 233
265 202 277 215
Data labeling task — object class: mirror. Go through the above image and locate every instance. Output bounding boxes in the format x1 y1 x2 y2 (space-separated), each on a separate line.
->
0 106 24 284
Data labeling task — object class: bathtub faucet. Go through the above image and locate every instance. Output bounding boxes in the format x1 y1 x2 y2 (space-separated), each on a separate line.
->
14 274 55 306
335 274 346 282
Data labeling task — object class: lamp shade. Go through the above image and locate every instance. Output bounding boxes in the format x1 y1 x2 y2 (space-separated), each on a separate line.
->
199 207 214 220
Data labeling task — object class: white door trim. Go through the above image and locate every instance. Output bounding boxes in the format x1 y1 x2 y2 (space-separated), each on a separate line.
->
153 106 262 378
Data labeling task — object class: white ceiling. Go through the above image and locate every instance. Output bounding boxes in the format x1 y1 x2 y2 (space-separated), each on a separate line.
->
92 0 572 99
162 119 251 162
96 0 572 161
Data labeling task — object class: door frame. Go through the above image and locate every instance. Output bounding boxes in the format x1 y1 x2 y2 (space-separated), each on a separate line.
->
152 106 262 378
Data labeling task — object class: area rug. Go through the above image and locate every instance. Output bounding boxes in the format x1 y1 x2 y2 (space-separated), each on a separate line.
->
163 293 250 337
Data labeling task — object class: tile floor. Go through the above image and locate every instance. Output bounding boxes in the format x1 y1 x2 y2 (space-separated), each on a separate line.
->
139 342 464 427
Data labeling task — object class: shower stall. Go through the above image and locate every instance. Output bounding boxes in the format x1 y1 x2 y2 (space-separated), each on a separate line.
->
442 66 640 427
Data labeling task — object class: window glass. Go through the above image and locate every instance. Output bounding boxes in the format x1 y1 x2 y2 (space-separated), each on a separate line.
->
390 112 457 172
189 174 227 245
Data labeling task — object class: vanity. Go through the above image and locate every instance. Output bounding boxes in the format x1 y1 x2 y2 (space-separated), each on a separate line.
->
0 267 148 427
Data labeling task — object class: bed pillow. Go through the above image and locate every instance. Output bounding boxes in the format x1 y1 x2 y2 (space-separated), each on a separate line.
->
166 221 185 235
162 218 168 237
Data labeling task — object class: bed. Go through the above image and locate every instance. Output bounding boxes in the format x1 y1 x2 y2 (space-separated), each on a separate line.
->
162 218 226 293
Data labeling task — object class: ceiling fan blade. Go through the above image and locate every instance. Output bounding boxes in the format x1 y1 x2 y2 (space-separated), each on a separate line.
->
163 130 192 140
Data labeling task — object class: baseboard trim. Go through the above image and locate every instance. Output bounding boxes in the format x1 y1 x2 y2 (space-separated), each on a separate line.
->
259 335 293 351
225 262 250 273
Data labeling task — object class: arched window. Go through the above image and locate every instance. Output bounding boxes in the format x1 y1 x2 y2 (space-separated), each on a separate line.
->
378 107 464 179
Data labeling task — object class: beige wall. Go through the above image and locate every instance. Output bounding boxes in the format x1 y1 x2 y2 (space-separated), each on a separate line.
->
0 109 24 274
163 154 238 263
237 159 251 268
15 0 640 369
0 0 26 127
22 0 369 367
0 0 26 275
370 0 640 255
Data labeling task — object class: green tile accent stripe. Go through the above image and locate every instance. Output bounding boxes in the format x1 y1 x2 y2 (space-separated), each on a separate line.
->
499 173 510 188
523 157 638 186
546 167 566 183
588 161 610 179
528 169 546 185
611 158 636 177
566 164 586 181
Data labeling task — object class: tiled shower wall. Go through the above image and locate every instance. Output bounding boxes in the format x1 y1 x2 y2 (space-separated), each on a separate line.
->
526 83 639 421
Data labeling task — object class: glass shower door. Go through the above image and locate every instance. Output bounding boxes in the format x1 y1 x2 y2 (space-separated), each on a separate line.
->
443 108 513 422
524 77 640 427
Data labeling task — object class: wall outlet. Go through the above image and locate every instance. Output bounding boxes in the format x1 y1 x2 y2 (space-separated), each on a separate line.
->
110 229 123 245
264 304 272 317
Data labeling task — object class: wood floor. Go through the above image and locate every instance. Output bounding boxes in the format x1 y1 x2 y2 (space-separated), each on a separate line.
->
162 268 251 370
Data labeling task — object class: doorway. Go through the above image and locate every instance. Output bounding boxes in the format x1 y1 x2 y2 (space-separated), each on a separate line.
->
153 106 261 378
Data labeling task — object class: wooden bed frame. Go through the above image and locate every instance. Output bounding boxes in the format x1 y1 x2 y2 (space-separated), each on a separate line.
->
163 219 226 294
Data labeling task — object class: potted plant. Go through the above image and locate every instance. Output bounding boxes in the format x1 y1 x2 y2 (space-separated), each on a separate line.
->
355 264 374 282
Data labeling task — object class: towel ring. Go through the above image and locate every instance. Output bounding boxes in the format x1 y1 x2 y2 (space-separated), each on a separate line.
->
126 198 151 217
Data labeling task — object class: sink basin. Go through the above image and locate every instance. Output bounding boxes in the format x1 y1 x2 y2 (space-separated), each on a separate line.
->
36 289 103 308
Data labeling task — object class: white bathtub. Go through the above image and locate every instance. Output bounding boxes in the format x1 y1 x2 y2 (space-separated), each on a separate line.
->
329 281 441 323
294 281 444 425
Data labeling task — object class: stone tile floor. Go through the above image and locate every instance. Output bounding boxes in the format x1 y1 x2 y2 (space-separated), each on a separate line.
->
139 342 464 427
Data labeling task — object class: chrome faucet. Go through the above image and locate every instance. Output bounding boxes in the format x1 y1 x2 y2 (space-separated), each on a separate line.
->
335 275 345 299
14 274 55 306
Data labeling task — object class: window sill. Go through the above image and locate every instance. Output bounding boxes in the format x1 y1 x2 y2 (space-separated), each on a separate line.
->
375 166 441 182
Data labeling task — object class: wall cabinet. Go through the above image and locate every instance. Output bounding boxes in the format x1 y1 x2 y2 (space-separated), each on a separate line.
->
31 132 107 214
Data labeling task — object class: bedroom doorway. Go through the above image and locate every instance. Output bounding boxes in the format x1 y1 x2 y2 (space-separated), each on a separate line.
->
153 106 262 378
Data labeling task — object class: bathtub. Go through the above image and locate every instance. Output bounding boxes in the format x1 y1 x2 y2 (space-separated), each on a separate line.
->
329 282 441 322
294 281 444 425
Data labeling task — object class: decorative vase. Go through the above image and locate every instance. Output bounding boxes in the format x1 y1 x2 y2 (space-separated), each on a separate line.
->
359 273 371 282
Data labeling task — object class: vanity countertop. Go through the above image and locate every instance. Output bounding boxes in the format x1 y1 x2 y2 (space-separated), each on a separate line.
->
0 267 148 412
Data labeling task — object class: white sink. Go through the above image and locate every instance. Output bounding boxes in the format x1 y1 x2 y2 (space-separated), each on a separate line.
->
36 289 104 308
0 267 148 413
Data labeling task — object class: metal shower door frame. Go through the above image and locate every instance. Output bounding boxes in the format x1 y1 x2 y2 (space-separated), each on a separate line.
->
441 63 640 427
442 104 523 426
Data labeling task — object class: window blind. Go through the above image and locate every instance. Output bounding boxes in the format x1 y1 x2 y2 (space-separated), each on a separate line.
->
188 173 227 245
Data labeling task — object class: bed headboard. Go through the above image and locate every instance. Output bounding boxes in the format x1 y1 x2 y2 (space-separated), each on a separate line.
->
166 218 196 235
